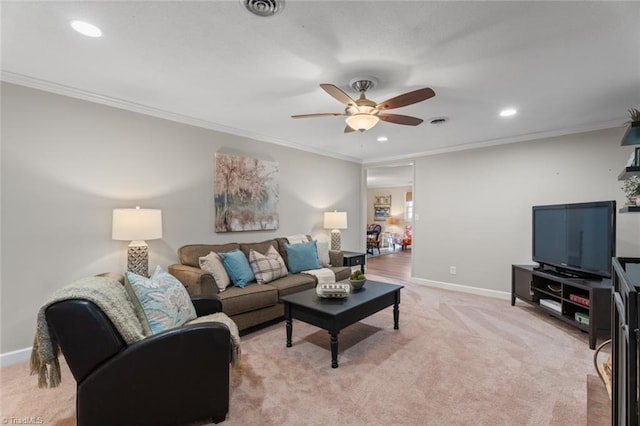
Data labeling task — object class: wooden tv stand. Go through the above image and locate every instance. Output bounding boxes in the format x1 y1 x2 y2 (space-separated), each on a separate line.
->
511 265 611 349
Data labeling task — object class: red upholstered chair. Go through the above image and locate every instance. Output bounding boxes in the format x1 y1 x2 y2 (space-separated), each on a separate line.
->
393 225 412 250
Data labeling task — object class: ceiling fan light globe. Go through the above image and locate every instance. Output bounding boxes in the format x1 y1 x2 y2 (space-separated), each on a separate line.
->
345 114 379 131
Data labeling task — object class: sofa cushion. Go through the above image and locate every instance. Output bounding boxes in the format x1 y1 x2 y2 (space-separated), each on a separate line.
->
179 243 240 268
216 283 278 316
126 266 197 335
218 249 255 288
284 241 321 273
199 251 231 292
267 273 317 298
249 246 288 284
239 239 278 259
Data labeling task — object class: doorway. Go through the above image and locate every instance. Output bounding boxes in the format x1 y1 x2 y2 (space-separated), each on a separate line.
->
365 164 414 271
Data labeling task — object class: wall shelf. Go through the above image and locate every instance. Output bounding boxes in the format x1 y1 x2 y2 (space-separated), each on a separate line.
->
621 121 640 146
619 121 640 213
620 206 640 213
618 166 640 180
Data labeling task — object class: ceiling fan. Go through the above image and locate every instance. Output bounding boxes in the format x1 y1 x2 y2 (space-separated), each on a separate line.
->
291 78 435 133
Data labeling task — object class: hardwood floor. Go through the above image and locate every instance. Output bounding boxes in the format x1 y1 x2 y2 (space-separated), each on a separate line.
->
365 249 411 283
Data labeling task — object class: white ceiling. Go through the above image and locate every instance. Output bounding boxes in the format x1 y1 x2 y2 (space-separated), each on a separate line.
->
2 1 639 166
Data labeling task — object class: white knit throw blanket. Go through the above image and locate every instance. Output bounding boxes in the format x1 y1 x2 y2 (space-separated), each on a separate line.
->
30 276 145 388
186 313 242 366
302 268 336 285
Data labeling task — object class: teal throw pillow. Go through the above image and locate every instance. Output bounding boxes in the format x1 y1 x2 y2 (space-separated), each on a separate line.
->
284 241 321 273
126 265 197 335
218 249 255 288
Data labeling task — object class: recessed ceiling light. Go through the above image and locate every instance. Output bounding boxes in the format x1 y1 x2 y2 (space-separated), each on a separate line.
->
70 20 102 38
377 136 388 142
499 108 517 117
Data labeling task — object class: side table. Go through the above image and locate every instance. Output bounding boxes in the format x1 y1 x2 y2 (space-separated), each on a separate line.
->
342 251 365 273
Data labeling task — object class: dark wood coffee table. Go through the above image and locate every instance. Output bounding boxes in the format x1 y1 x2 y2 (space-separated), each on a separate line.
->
280 280 403 368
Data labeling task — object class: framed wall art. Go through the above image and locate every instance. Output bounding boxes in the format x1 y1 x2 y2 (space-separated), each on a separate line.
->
374 195 391 221
214 152 279 232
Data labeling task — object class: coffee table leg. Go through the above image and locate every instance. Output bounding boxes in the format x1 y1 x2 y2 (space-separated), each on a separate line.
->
285 302 292 347
330 332 339 368
393 291 400 330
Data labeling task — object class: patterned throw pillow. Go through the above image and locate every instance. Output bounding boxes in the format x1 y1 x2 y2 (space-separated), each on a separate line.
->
199 251 231 292
218 249 255 288
249 246 288 284
126 266 197 335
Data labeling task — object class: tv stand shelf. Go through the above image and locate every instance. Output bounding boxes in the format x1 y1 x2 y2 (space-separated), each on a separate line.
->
511 265 611 349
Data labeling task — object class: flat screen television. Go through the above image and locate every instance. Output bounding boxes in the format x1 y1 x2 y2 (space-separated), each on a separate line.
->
532 200 616 278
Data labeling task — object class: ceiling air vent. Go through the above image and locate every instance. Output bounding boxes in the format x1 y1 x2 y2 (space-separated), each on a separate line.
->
243 0 284 17
430 117 448 125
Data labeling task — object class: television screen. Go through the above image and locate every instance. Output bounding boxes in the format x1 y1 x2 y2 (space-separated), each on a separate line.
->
532 201 616 278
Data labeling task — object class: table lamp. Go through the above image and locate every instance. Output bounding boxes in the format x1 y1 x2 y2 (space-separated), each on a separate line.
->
112 207 163 277
324 211 347 251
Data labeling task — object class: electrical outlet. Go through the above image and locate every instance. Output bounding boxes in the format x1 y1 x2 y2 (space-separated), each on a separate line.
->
449 266 457 275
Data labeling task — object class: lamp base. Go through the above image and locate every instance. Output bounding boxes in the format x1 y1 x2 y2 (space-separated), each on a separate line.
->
330 229 342 251
127 241 149 277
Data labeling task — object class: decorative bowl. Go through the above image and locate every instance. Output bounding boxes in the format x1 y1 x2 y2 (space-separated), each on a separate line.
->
349 279 367 291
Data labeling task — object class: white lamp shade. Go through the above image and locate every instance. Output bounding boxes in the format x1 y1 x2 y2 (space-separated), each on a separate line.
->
112 208 163 241
324 211 348 230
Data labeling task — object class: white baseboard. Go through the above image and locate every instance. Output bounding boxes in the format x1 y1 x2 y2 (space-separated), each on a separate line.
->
1 347 32 367
410 277 511 300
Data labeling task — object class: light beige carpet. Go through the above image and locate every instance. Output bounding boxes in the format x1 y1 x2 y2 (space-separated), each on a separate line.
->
2 278 601 425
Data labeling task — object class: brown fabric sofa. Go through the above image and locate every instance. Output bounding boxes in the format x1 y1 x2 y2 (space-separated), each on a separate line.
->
168 237 351 331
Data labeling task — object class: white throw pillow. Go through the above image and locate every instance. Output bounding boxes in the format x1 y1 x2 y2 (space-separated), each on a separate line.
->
316 240 331 267
199 251 231 292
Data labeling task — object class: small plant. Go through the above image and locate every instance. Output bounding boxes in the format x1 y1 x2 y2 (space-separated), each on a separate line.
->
622 175 640 203
350 270 366 280
628 107 640 123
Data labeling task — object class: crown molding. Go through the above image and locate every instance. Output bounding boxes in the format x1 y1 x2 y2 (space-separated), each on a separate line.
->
363 120 624 165
1 71 362 164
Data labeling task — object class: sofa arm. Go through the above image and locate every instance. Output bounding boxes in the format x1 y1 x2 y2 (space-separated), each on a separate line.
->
329 250 344 267
191 296 223 317
168 264 219 296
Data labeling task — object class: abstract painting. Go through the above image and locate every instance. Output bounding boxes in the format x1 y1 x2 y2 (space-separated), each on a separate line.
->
215 152 279 232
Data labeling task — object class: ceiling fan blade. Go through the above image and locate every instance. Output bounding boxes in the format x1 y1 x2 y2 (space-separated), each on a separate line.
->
379 113 424 126
376 88 435 110
291 112 344 119
320 83 356 106
344 125 356 133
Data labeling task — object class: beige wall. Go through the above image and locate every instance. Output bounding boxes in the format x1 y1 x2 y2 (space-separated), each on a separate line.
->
366 186 412 237
1 83 363 353
411 127 639 293
4 82 638 355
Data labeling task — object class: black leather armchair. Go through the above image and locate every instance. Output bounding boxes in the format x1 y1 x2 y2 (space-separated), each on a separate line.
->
45 289 230 425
